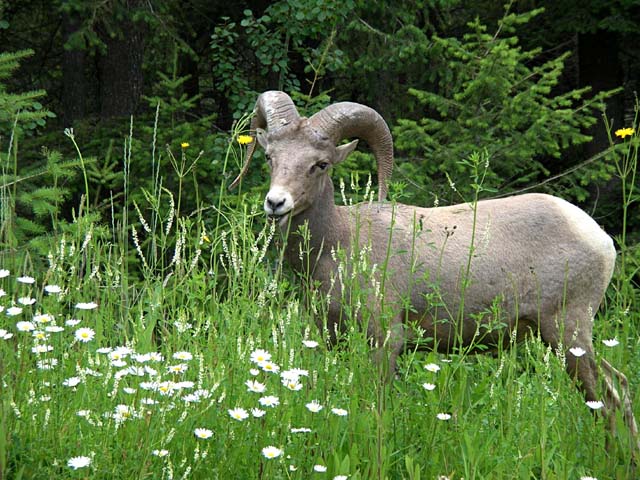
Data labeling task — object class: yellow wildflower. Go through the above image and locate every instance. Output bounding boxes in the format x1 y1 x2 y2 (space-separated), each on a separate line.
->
181 142 190 148
614 127 635 139
237 135 253 145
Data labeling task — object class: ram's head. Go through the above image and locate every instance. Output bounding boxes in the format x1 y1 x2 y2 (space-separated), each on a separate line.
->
230 91 394 223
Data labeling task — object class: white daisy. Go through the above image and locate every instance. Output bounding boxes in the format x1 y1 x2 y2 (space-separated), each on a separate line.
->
63 377 82 387
251 408 266 418
75 327 95 343
302 340 319 348
172 351 193 361
314 465 328 472
66 319 82 326
18 297 36 305
75 301 98 310
261 446 283 459
0 269 9 278
194 428 213 439
422 383 436 391
16 276 35 284
424 363 441 372
258 396 280 408
331 407 348 416
569 347 586 357
245 379 266 393
436 413 452 420
16 321 35 331
250 349 271 364
586 400 605 410
67 455 91 469
0 328 13 340
6 306 23 316
44 284 62 294
228 407 250 421
602 338 619 347
152 449 169 457
305 400 323 413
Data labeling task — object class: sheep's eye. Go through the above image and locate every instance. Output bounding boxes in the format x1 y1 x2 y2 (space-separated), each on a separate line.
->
311 161 329 173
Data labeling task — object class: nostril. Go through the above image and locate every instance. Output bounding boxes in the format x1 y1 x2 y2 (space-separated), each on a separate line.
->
266 196 285 211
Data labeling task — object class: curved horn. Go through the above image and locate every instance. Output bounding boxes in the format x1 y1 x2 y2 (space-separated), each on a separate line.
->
308 102 393 201
229 91 300 190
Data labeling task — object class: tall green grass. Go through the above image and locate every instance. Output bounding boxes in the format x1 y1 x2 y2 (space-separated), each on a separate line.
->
0 114 638 479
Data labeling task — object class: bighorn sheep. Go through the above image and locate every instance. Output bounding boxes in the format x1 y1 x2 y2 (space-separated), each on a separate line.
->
230 90 639 450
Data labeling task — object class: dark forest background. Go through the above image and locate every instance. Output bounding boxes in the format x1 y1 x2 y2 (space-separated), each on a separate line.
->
1 0 639 255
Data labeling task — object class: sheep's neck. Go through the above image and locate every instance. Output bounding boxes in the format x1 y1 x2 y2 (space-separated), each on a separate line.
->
283 177 342 273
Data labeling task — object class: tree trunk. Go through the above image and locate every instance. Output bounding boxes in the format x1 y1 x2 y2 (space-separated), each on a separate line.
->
61 9 85 126
97 1 147 119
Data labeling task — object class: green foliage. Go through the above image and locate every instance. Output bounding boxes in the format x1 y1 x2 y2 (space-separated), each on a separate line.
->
210 0 355 118
393 8 618 204
0 49 53 135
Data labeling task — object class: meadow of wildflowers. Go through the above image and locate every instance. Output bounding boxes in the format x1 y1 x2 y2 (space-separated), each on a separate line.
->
1 123 639 479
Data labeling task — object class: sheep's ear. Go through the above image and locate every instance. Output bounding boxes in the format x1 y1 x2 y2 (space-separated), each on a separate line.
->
334 139 359 164
256 128 268 149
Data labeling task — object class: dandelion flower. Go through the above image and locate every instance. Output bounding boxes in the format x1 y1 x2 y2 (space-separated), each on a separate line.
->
422 382 436 391
302 340 319 348
228 407 250 421
181 142 190 148
245 379 266 393
67 455 91 469
615 127 634 139
75 327 95 343
0 269 9 278
152 449 169 457
250 349 272 364
259 395 280 408
602 338 619 347
314 465 328 472
306 400 323 413
172 351 193 361
586 400 605 410
237 135 253 145
261 446 283 459
194 428 213 439
424 363 441 372
75 302 98 310
436 413 452 421
569 347 586 357
6 306 23 316
331 407 348 416
16 321 35 331
17 275 35 284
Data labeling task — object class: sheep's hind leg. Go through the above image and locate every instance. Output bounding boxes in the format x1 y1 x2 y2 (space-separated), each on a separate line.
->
600 358 640 456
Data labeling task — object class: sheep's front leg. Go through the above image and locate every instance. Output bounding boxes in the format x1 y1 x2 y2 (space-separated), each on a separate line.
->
370 317 406 380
